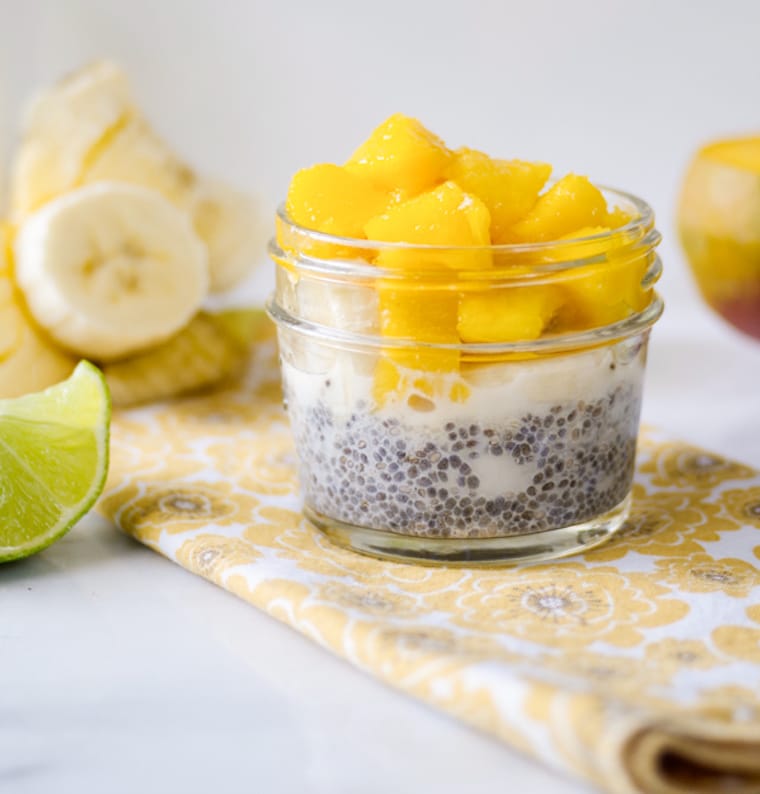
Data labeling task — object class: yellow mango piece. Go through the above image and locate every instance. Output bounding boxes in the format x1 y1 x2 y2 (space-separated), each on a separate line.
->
372 357 469 408
563 262 648 327
285 163 389 239
364 181 492 270
379 286 459 369
543 225 612 262
449 380 471 403
345 113 450 195
372 284 459 402
607 205 632 228
556 227 648 328
281 163 390 259
510 174 608 242
446 148 551 243
457 287 564 342
373 356 403 401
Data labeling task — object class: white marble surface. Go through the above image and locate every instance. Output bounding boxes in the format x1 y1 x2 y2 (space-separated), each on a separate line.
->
2 1 760 792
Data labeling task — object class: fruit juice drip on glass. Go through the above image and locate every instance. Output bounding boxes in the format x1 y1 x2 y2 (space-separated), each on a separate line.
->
269 114 662 563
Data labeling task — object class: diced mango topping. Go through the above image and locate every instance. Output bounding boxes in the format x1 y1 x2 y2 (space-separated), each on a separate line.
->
285 163 389 240
458 287 564 343
345 113 450 194
607 205 633 228
379 285 459 357
364 182 491 270
446 148 551 243
280 115 651 403
554 227 648 328
510 174 608 242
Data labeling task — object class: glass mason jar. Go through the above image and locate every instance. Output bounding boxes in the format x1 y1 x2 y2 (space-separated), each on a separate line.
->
268 188 662 565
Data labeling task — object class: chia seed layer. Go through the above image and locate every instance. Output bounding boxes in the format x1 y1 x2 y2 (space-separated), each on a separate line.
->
285 381 641 539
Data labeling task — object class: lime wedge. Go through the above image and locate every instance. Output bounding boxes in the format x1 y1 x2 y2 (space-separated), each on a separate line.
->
0 361 110 562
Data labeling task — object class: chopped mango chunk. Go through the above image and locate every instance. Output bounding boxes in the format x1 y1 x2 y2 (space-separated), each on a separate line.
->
279 115 653 399
373 356 403 402
561 261 648 327
458 287 564 342
346 113 450 195
379 285 459 369
510 174 608 242
446 148 551 243
285 163 389 239
364 181 491 270
607 205 632 228
555 227 648 328
373 357 468 407
543 225 612 262
373 285 459 403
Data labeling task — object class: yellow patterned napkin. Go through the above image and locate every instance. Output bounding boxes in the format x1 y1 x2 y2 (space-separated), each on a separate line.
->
101 329 760 794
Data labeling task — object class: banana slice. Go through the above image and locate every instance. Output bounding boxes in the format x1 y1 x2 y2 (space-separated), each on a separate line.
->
190 178 265 292
11 60 261 294
0 276 77 398
83 122 261 293
103 309 261 406
296 279 379 333
14 182 209 362
10 60 134 215
83 116 197 204
0 279 22 361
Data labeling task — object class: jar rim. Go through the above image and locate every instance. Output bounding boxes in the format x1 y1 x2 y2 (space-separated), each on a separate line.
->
272 185 659 280
275 183 655 253
266 291 664 355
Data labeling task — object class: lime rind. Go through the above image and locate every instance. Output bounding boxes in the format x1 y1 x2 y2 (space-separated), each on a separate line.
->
0 360 111 562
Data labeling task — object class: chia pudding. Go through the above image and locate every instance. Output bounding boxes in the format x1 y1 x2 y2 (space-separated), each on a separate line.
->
281 334 645 539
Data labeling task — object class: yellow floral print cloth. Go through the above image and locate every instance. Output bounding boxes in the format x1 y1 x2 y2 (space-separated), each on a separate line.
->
101 332 760 794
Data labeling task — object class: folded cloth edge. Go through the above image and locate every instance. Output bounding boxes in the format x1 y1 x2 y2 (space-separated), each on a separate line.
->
620 720 760 794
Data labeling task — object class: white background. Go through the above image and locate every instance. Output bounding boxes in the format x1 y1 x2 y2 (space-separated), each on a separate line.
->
2 2 760 793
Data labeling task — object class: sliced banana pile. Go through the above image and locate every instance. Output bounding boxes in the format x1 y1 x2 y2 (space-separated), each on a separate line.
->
2 60 265 405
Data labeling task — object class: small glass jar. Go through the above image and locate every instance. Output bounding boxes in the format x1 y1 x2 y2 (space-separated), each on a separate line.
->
268 187 662 565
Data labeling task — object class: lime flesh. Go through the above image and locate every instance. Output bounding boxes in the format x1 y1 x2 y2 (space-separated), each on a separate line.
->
0 361 110 562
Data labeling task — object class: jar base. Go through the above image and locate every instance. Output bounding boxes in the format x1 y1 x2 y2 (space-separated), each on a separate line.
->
304 495 631 567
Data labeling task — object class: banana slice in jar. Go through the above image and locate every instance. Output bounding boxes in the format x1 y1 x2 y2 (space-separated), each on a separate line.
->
13 182 209 362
